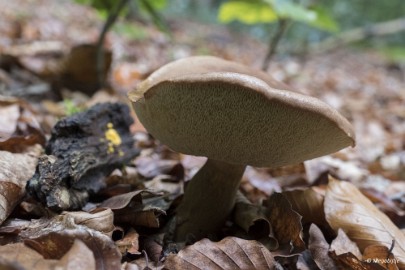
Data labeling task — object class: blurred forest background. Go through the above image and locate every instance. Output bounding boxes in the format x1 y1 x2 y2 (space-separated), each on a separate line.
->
83 0 405 58
1 0 405 269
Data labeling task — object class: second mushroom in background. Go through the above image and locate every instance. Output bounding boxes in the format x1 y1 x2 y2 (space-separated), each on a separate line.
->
128 56 355 242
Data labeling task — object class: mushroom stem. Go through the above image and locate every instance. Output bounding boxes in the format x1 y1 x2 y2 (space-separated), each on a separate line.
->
174 159 246 242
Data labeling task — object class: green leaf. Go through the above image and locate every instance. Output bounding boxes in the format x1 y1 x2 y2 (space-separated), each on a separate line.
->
308 6 340 32
147 0 167 10
74 0 124 13
267 0 316 22
113 22 147 40
377 46 405 62
218 1 278 25
139 0 171 35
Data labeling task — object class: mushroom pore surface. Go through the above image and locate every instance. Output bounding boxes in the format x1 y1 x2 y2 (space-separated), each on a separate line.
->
131 68 354 168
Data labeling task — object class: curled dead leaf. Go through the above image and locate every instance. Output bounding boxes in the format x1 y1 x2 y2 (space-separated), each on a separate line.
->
263 193 305 253
232 191 273 240
135 156 184 181
329 251 386 270
0 96 45 152
100 190 166 228
164 237 276 270
116 228 141 256
62 208 115 235
0 240 95 270
330 228 362 259
0 150 38 225
142 236 163 263
308 224 338 270
56 240 96 270
363 244 399 270
4 215 122 270
282 188 327 227
324 177 405 268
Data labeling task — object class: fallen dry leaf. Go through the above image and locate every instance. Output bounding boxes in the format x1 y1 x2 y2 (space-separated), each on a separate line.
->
330 228 362 259
363 244 399 270
100 188 145 210
24 229 120 270
308 224 338 270
282 188 328 227
123 258 164 270
232 191 273 240
0 240 95 270
324 177 405 268
142 236 163 263
263 193 305 253
329 250 386 270
295 250 318 269
116 228 140 256
164 237 276 270
0 96 46 152
55 239 96 270
135 156 184 181
59 44 112 96
0 150 38 225
62 208 115 235
100 190 166 228
1 215 122 270
0 242 53 270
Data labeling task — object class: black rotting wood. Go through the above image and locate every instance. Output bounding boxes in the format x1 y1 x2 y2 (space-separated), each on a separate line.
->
26 102 139 211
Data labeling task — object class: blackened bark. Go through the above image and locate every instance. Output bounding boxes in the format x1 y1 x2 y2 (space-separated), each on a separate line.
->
26 102 139 211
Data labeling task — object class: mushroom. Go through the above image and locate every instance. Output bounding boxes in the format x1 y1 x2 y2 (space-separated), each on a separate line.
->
128 56 355 242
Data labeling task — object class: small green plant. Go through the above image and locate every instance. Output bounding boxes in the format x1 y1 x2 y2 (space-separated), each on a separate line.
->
113 21 147 40
218 0 339 70
74 0 170 87
63 99 83 116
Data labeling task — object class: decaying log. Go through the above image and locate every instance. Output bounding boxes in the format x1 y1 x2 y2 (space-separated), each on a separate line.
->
26 102 139 211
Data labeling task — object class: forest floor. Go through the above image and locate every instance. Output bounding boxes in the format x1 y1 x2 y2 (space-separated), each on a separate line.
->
0 0 405 269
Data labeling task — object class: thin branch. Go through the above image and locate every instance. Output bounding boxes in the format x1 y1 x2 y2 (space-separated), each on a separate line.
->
96 0 131 88
261 18 289 71
310 17 405 53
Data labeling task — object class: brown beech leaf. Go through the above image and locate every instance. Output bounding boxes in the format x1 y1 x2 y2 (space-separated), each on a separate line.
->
282 188 328 227
123 258 164 270
263 193 305 253
330 228 362 259
232 191 273 240
329 251 386 270
164 237 276 270
0 240 95 270
135 156 184 181
116 228 140 255
308 224 338 270
100 190 149 209
55 239 96 270
363 244 399 270
0 97 45 152
100 190 166 228
324 177 405 268
11 215 122 270
142 236 163 263
0 242 59 269
62 208 115 235
113 206 165 228
60 44 112 96
0 150 38 225
295 250 318 269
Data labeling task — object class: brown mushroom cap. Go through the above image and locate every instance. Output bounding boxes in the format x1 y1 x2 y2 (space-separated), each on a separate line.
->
129 56 355 168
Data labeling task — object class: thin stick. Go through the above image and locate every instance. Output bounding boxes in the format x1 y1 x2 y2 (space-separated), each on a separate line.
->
96 0 131 88
310 17 405 54
262 18 289 71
